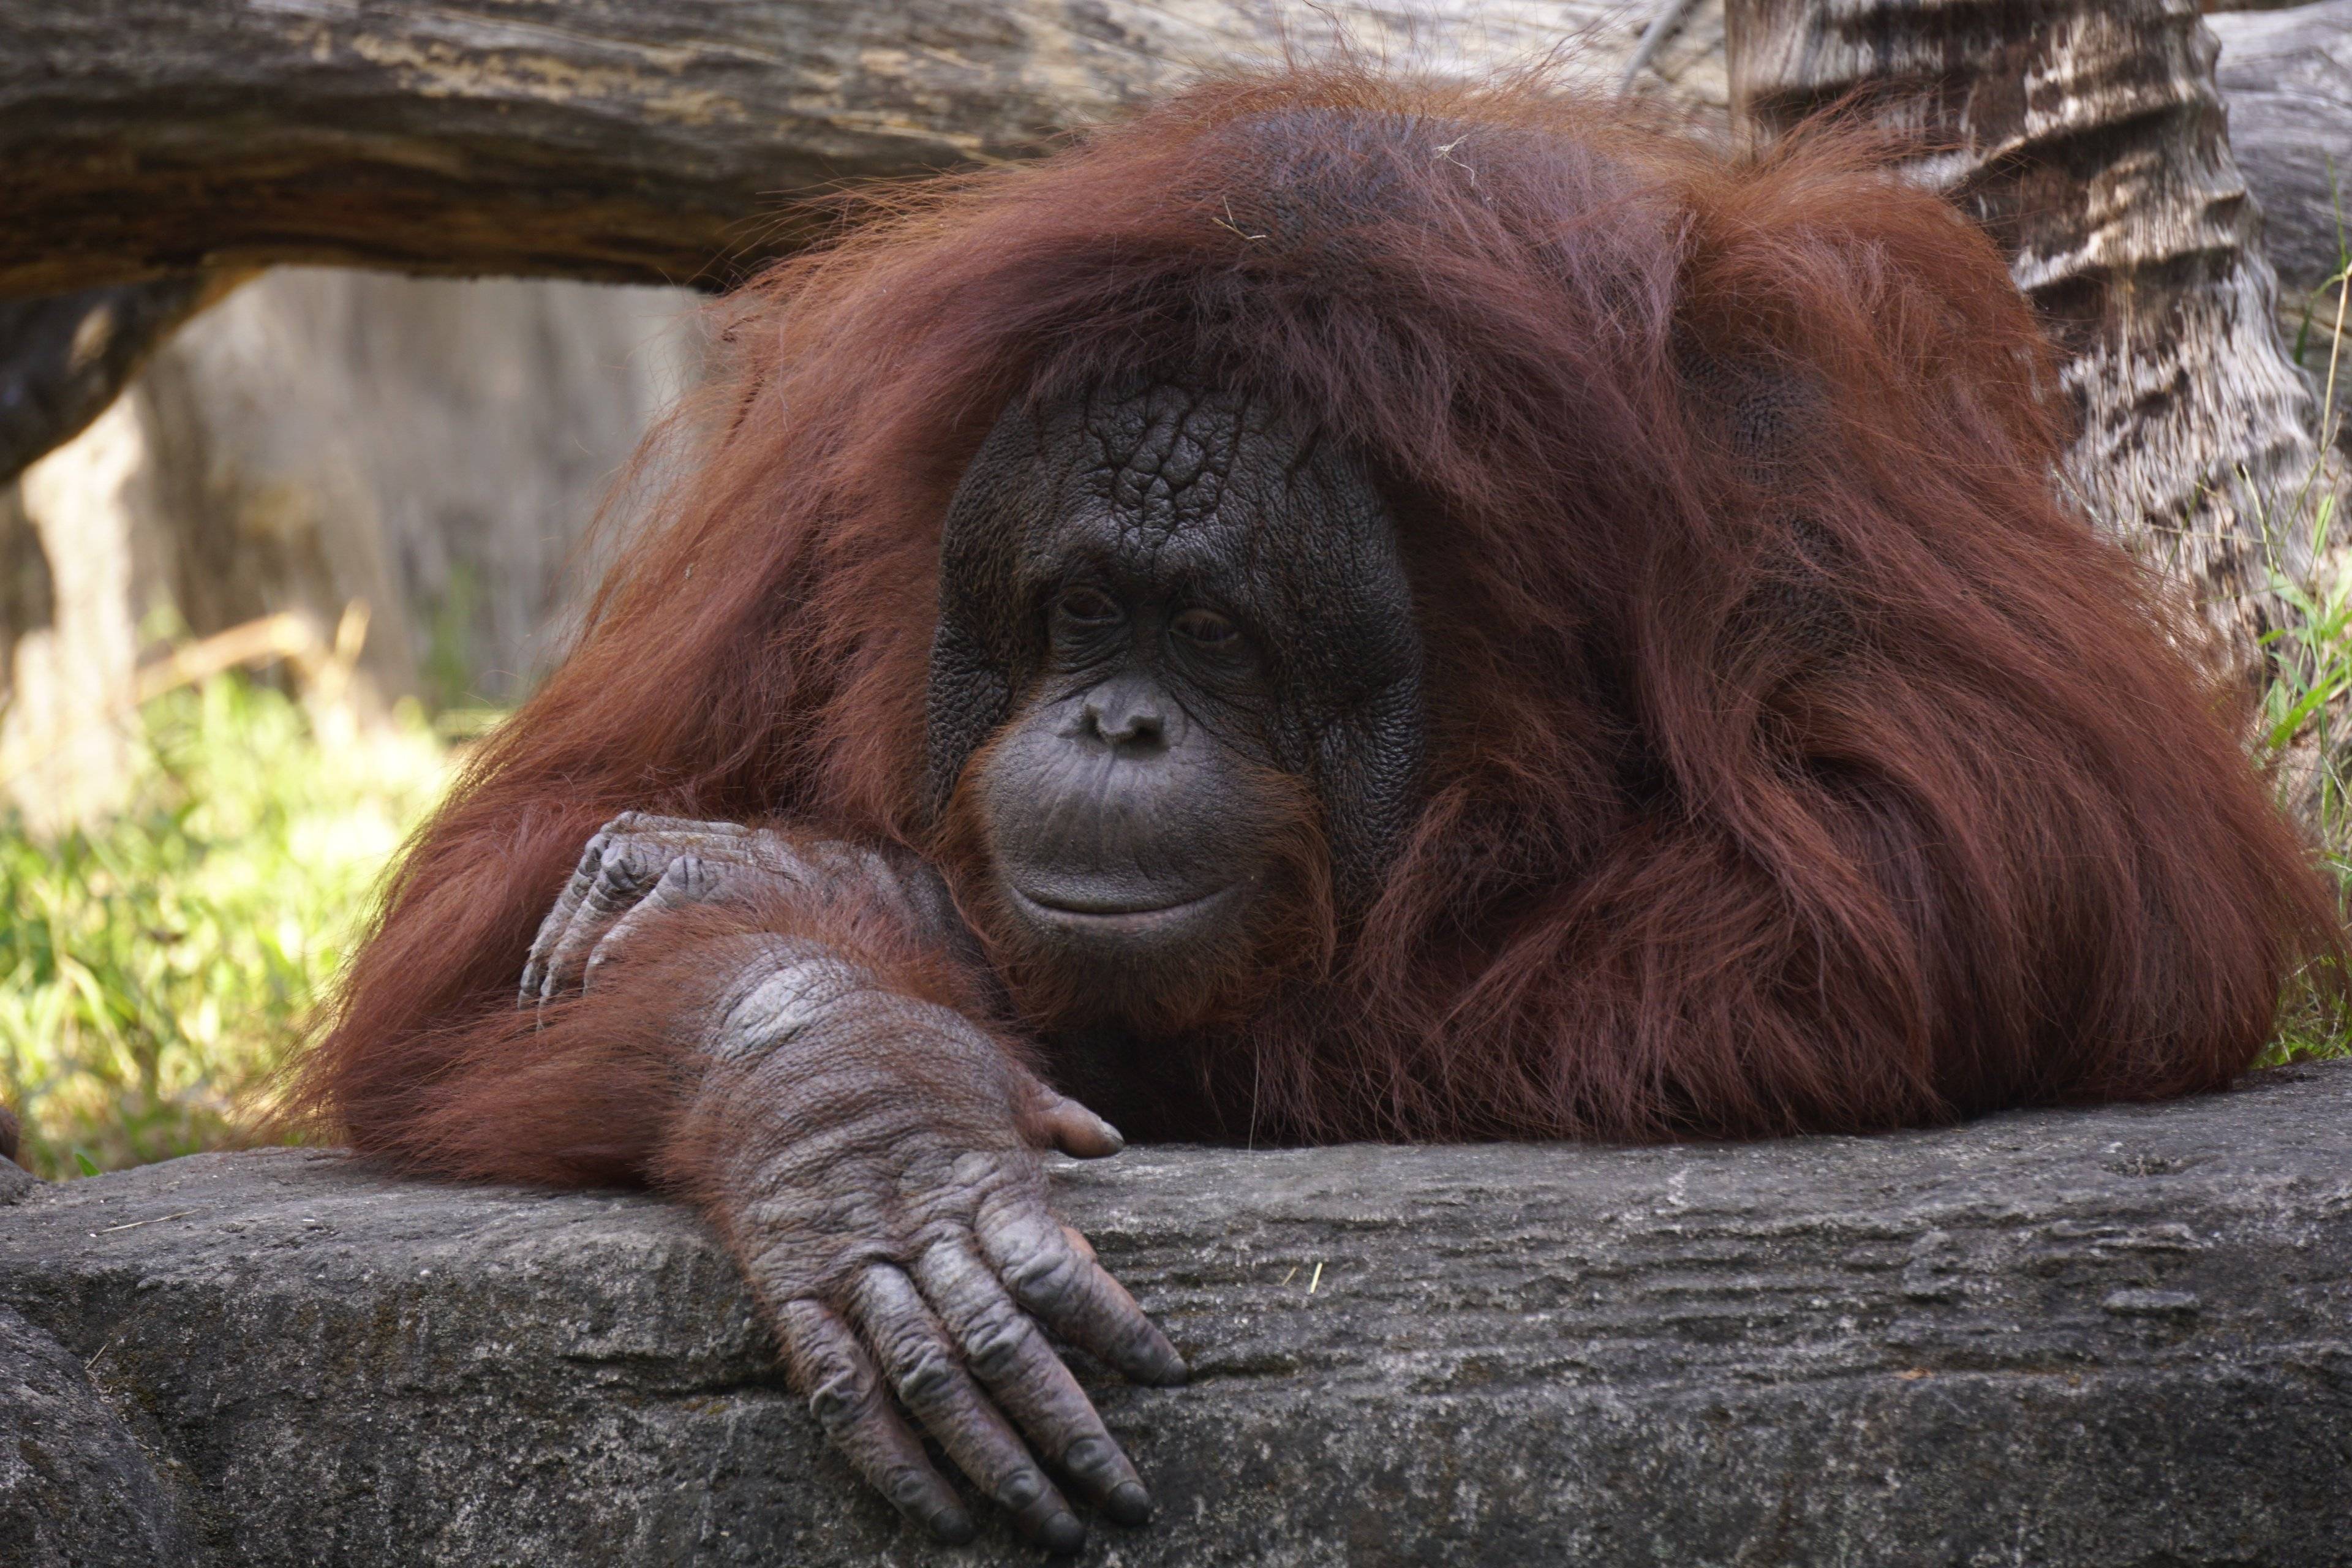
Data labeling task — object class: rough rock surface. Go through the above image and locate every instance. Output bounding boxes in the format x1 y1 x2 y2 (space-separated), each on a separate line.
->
0 1302 194 1568
4 1062 2350 1566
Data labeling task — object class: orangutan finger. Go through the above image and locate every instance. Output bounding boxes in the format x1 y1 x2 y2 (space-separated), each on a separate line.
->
913 1239 1153 1525
979 1206 1188 1388
1017 1085 1125 1158
533 843 668 1008
846 1263 1087 1553
579 854 733 993
519 825 620 1005
774 1298 974 1544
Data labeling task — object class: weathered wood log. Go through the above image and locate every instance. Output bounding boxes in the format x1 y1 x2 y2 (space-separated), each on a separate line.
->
0 274 233 491
3 1061 2350 1566
0 1 1645 488
6 0 2340 303
1728 0 2345 662
4 0 2345 509
0 0 1653 302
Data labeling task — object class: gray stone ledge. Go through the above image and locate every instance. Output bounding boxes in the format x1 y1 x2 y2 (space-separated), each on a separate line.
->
4 1061 2351 1566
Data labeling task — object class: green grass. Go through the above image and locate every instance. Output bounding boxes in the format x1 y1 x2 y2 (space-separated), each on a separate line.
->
2251 213 2352 1066
0 676 451 1180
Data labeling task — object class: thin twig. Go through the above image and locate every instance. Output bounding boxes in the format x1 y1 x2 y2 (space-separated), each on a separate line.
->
92 1208 194 1235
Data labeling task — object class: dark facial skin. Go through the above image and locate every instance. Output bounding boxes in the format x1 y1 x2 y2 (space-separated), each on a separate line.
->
930 382 1425 1039
974 480 1291 995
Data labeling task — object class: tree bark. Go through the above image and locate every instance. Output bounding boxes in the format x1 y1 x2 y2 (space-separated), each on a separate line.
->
0 276 240 490
1727 0 2343 655
6 0 2347 499
0 0 1649 488
0 0 1647 301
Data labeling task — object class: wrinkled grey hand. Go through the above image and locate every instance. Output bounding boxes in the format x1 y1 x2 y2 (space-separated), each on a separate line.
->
702 944 1188 1553
519 812 955 1014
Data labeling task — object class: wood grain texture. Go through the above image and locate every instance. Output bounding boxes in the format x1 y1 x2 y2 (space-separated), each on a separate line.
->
6 0 2343 532
1728 0 2345 652
0 0 1652 300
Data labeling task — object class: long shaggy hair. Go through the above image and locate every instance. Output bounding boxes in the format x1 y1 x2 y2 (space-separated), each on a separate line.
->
292 65 2344 1180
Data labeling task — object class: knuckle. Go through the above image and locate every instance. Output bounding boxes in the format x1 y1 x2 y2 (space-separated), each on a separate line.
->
596 850 651 901
883 1335 957 1402
1061 1434 1114 1476
948 1151 1000 1189
807 1382 864 1432
574 829 614 877
997 1468 1049 1512
1004 1244 1082 1311
805 1363 877 1432
960 1308 1033 1382
881 1465 939 1510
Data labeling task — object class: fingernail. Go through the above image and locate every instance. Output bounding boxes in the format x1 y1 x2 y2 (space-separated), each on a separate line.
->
1106 1480 1153 1526
1038 1510 1088 1555
1093 1116 1125 1153
929 1504 976 1544
1156 1350 1191 1387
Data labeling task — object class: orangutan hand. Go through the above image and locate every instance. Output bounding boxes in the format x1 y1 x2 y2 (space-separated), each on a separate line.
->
690 942 1188 1553
518 812 959 1015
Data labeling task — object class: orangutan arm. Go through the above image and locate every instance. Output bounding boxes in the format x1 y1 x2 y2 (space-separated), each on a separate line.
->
524 813 1186 1551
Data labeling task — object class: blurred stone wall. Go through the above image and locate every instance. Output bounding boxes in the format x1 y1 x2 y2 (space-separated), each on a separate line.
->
0 270 703 826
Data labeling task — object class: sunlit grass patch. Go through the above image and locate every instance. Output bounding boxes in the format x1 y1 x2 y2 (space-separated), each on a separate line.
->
0 676 453 1179
2255 228 2352 1066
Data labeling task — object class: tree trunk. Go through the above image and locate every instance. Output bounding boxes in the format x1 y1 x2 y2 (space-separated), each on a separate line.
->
2209 0 2352 361
1726 0 2344 656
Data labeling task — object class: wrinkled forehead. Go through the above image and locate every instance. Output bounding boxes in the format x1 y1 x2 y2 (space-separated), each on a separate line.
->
1016 382 1391 604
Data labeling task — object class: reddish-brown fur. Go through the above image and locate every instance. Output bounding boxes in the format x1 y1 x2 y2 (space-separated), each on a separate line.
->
293 67 2345 1181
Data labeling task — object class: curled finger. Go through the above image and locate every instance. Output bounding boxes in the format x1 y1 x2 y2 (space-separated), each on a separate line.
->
774 1298 973 1544
847 1263 1088 1553
915 1238 1153 1525
981 1207 1188 1388
533 843 671 1007
519 826 618 1005
581 854 729 993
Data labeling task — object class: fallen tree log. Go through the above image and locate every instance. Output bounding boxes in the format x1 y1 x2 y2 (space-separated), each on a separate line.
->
4 1 2342 302
0 1 1645 486
5 1061 2350 1566
0 0 1648 301
4 2 2344 494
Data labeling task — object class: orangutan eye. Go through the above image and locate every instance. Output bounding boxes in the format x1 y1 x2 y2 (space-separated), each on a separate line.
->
1172 608 1240 647
1054 586 1121 626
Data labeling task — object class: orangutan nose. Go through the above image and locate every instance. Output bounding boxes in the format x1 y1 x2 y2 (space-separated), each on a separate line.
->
1079 677 1168 753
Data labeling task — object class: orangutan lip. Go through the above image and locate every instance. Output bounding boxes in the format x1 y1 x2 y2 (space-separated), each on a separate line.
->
1008 883 1238 931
